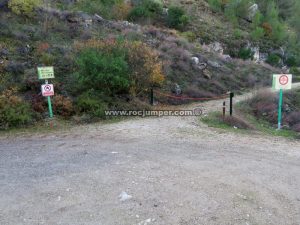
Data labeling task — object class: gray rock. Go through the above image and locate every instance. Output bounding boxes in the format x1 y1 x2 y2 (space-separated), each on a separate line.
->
208 60 221 68
247 4 258 21
163 8 169 15
191 57 199 65
198 63 207 70
220 54 232 62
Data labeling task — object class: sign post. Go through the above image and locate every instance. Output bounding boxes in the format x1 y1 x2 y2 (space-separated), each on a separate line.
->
277 89 283 130
38 67 55 118
272 74 292 130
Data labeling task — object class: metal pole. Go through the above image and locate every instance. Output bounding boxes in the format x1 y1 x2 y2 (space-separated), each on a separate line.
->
150 87 154 105
45 79 53 118
47 96 53 118
277 89 283 130
230 92 234 116
222 101 226 120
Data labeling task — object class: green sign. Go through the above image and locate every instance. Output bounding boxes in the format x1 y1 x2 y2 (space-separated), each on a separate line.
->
38 67 55 79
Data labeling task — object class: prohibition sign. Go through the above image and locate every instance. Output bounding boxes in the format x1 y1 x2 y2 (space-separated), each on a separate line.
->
279 75 289 85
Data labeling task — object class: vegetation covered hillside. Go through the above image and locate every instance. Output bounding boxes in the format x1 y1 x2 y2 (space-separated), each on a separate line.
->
0 0 299 129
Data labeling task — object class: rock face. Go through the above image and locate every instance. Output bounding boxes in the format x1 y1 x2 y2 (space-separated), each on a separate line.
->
208 42 224 55
251 47 260 63
248 4 258 21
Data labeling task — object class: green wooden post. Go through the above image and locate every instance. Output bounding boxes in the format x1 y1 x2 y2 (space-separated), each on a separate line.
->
277 89 283 130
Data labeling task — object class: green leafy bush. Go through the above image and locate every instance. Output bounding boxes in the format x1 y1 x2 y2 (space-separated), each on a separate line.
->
286 56 298 67
167 6 189 30
75 48 130 96
238 48 254 60
0 89 33 129
207 0 223 12
266 53 281 67
76 91 108 118
8 0 41 16
128 0 163 21
250 27 265 41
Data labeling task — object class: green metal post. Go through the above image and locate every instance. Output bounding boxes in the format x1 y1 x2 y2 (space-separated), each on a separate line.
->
277 89 283 130
47 96 53 118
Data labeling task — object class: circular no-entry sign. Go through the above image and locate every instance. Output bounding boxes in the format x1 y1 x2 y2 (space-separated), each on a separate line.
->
44 85 52 91
279 75 289 85
41 84 54 96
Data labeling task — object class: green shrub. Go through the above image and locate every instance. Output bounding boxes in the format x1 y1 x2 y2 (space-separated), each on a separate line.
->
167 6 189 29
233 29 243 39
207 0 223 12
75 48 130 95
238 48 254 60
8 0 41 16
266 54 281 67
286 56 298 67
290 67 300 76
180 31 197 42
128 6 150 20
76 91 108 118
250 27 265 41
128 0 163 21
0 90 33 129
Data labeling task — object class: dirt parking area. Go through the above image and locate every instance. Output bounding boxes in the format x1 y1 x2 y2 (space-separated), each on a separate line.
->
0 95 300 225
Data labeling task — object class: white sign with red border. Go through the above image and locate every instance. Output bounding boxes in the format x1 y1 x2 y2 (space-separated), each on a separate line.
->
273 74 292 90
41 84 54 97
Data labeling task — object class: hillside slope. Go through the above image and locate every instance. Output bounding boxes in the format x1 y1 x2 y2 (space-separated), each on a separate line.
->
0 0 293 129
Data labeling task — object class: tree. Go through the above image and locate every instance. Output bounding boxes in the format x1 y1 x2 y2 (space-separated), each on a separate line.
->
8 0 41 16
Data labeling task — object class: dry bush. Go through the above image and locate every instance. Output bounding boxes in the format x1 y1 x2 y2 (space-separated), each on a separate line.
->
222 115 252 129
112 2 132 20
52 95 74 118
286 111 300 127
221 116 252 129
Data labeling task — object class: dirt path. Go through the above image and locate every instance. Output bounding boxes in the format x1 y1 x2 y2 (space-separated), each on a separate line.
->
1 87 300 225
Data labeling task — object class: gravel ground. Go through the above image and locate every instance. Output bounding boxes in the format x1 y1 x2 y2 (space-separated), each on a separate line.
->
0 90 300 225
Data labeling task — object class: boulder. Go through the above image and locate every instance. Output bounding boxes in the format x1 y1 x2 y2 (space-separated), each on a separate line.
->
247 4 258 21
162 8 169 15
251 47 260 63
191 57 199 65
220 54 232 62
207 60 221 68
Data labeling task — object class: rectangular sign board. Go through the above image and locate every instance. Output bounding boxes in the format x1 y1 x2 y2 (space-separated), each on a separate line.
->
38 67 55 79
272 74 292 90
41 84 54 97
